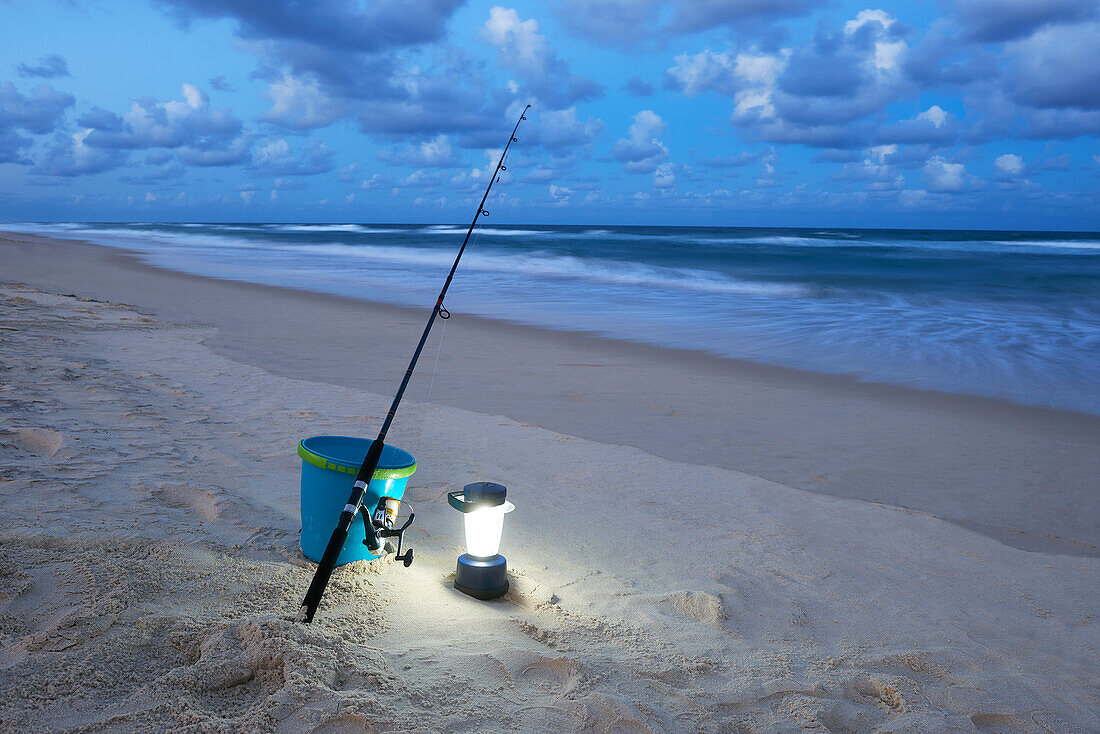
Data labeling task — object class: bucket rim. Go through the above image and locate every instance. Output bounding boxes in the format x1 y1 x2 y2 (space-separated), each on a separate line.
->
298 436 417 479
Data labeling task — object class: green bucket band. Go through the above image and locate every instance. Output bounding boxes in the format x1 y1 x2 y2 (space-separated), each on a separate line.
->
297 440 417 479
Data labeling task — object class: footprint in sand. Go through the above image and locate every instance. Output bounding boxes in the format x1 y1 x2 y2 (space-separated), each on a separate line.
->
153 483 221 523
656 589 727 627
516 654 582 693
0 427 65 458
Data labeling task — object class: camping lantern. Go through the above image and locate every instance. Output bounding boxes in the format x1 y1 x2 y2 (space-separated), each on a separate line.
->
448 482 515 599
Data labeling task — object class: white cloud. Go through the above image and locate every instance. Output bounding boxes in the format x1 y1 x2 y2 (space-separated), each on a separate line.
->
845 10 904 72
480 6 599 108
868 144 897 162
917 105 948 128
923 156 973 192
377 134 459 167
994 153 1025 176
612 110 669 174
260 73 344 130
654 162 675 189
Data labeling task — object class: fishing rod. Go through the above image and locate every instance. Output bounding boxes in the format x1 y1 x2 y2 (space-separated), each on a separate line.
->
297 104 531 624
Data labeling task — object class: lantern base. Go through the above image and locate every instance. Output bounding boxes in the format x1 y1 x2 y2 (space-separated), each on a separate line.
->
455 554 509 599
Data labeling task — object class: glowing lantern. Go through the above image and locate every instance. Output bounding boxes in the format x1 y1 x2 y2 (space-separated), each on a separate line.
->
448 482 515 599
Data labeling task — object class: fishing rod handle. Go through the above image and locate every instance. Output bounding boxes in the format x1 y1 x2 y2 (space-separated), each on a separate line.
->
299 440 385 622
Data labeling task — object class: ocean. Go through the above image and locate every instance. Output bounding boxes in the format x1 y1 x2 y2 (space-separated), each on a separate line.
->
11 222 1100 415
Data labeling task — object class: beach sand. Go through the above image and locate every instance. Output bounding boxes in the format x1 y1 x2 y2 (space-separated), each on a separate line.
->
0 232 1097 732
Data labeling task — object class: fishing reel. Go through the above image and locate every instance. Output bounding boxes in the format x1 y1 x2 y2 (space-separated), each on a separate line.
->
362 497 415 567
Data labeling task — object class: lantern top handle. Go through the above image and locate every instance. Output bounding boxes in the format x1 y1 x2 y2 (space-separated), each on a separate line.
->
448 482 515 513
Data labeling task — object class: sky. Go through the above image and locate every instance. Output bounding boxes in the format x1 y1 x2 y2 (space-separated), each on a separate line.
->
1 0 1097 229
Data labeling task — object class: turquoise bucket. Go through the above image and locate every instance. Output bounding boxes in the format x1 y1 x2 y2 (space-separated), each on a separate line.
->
298 436 417 566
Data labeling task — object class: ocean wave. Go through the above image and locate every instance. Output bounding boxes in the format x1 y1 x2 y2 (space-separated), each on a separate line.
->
272 224 371 233
300 242 807 297
417 225 552 236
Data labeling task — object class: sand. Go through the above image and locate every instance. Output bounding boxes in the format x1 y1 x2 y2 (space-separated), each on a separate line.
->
0 233 1097 732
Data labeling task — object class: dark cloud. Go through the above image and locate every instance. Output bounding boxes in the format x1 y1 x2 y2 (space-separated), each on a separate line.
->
554 0 661 47
1007 23 1100 110
156 0 500 143
17 54 70 79
159 0 462 53
623 77 654 97
209 75 236 92
0 82 73 164
778 47 866 98
0 82 74 135
76 107 125 131
0 129 33 164
955 0 1097 42
903 26 998 87
36 130 129 176
664 0 818 35
554 0 818 47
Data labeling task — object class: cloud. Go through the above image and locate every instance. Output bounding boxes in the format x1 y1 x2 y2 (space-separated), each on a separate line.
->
553 0 817 47
877 105 960 144
0 82 74 135
922 156 980 192
534 107 604 150
994 153 1025 177
376 134 460 167
480 7 601 109
653 162 675 189
623 77 655 97
665 0 817 35
955 0 1097 42
17 54 70 79
1006 22 1100 110
178 135 250 167
83 84 244 154
0 130 32 164
903 25 999 86
159 0 498 143
252 138 334 176
209 75 235 92
161 0 461 53
553 0 662 46
0 82 73 163
37 129 129 176
613 110 669 174
259 73 345 130
665 10 917 149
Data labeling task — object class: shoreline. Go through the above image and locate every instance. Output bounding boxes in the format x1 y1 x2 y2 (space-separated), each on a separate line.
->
3 230 1099 556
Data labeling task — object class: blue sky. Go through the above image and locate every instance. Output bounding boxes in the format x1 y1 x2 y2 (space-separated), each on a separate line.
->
1 0 1097 229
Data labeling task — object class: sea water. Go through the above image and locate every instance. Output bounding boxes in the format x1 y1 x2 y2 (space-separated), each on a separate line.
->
12 222 1100 415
